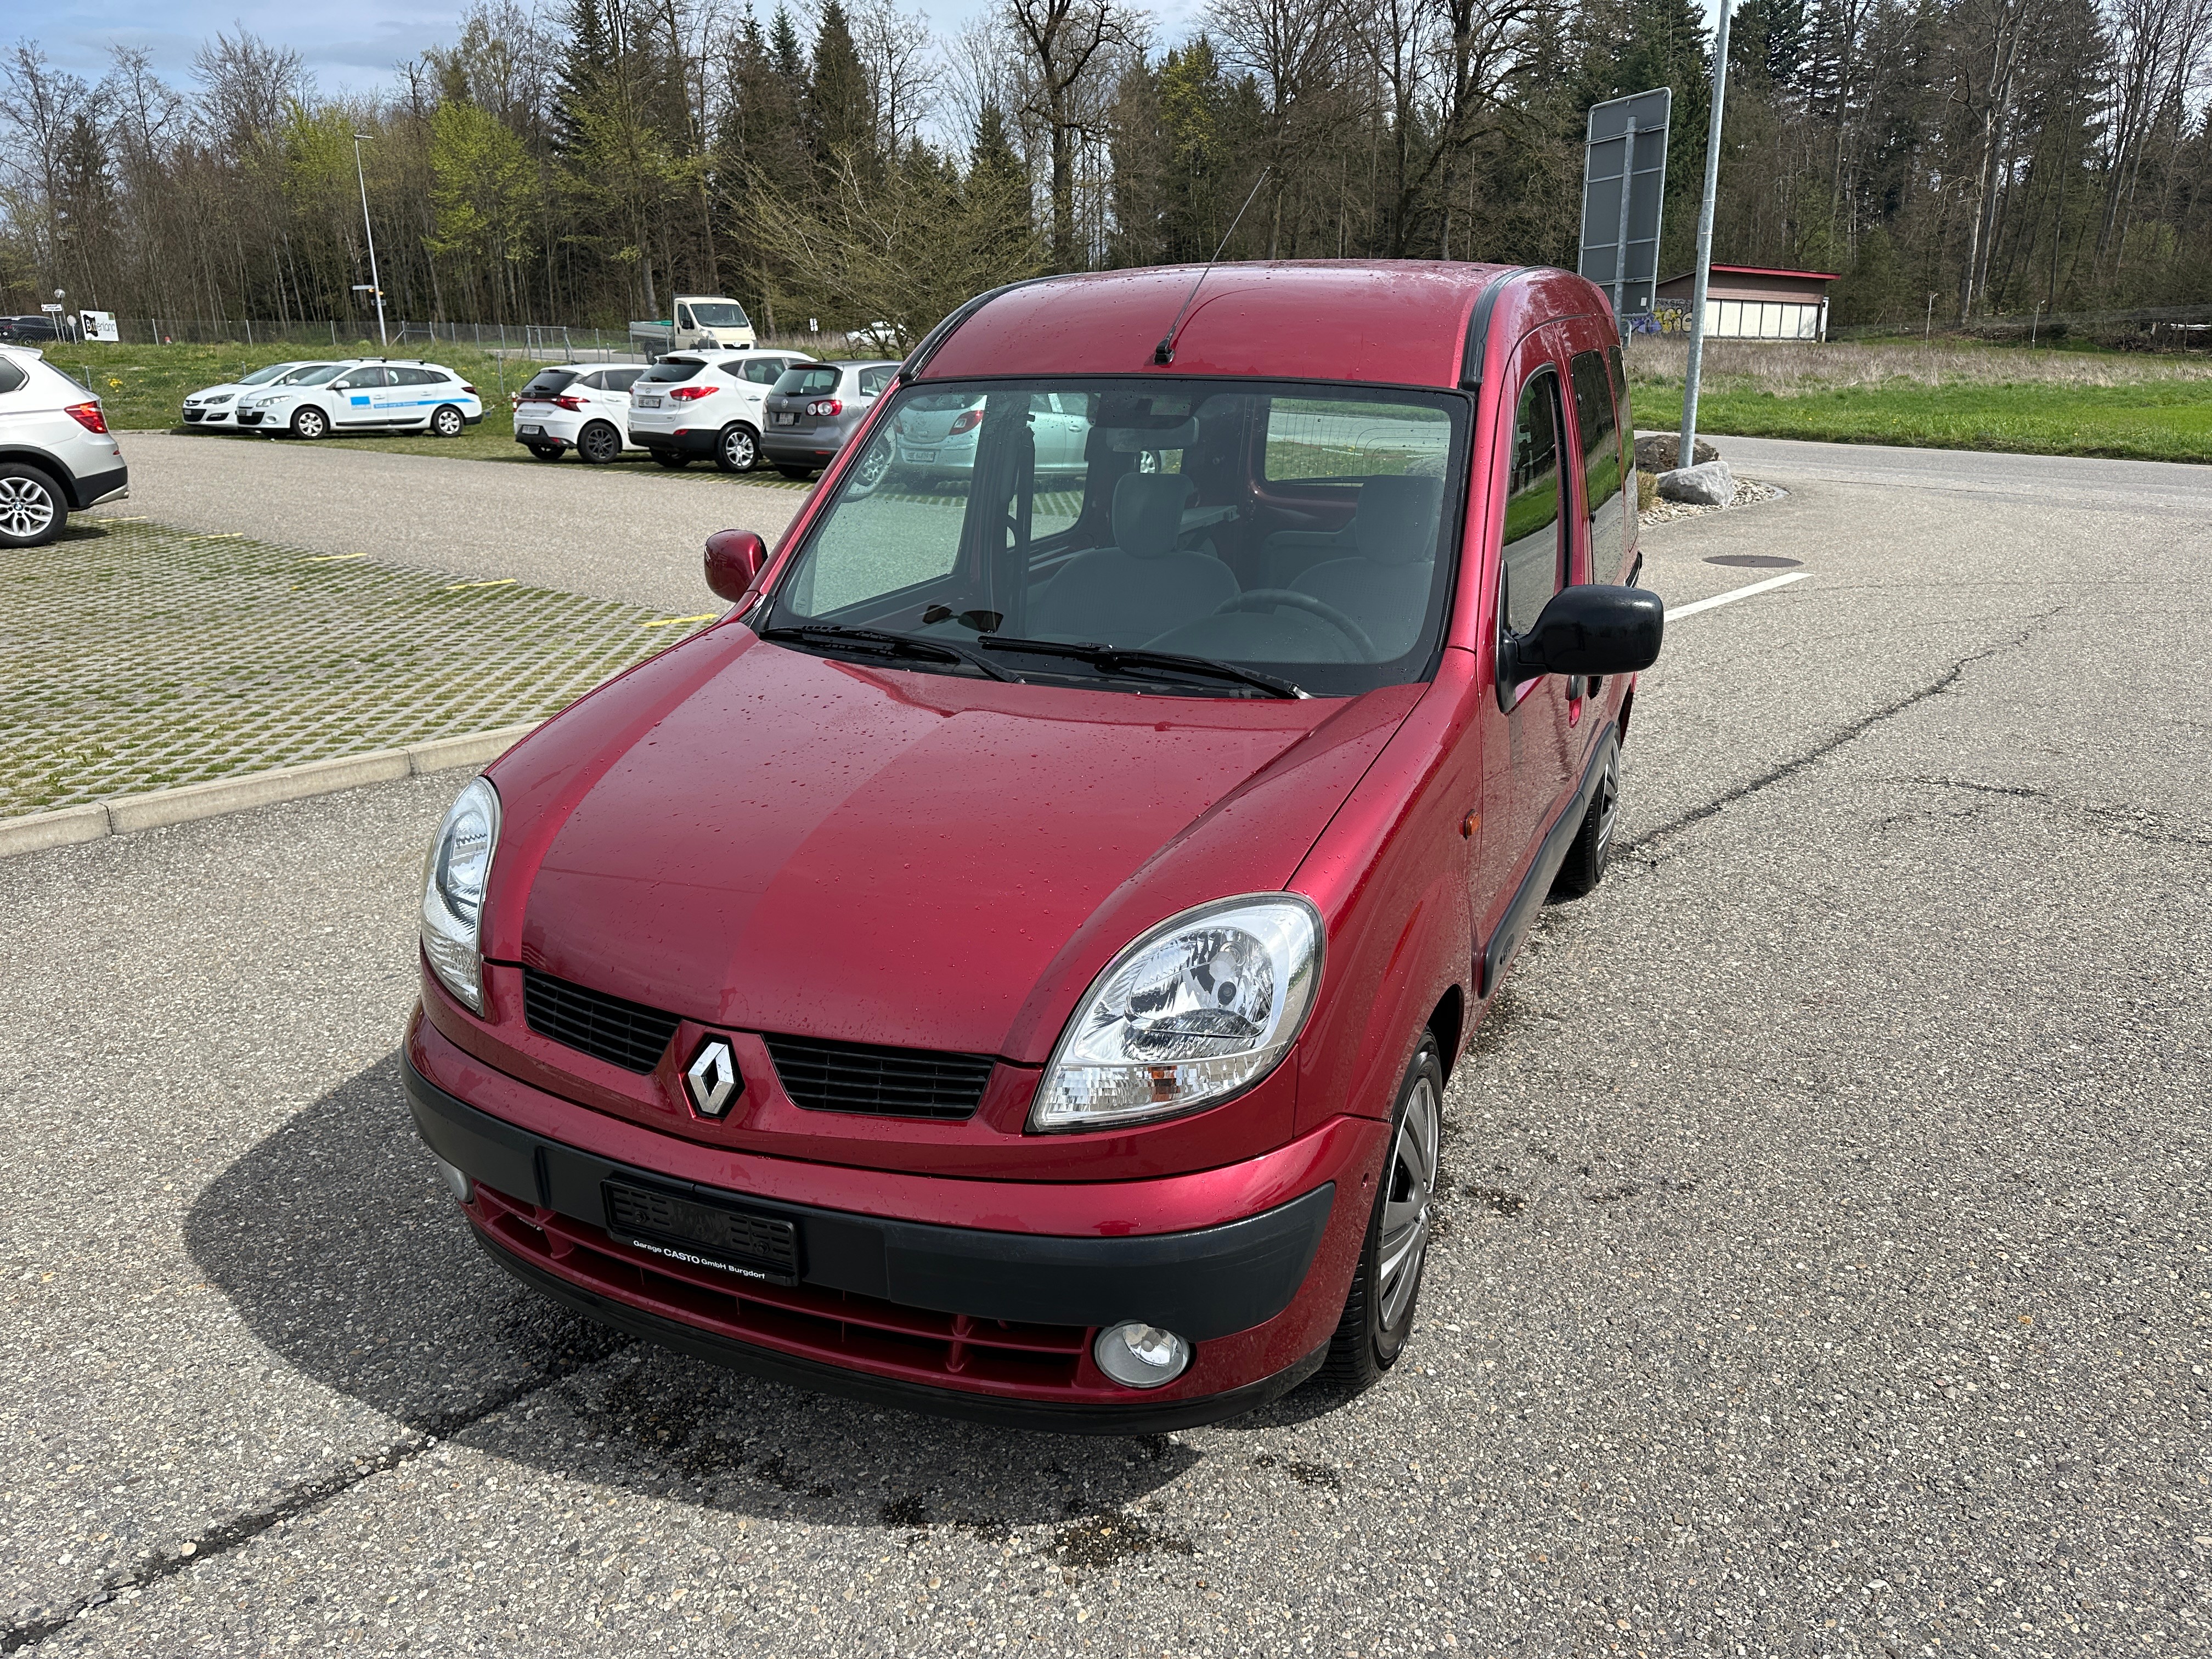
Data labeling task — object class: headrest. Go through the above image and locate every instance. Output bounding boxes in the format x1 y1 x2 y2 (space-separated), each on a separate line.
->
1354 475 1444 566
1113 472 1189 558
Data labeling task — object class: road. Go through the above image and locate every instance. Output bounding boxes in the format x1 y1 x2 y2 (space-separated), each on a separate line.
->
7 437 2208 1655
92 432 806 613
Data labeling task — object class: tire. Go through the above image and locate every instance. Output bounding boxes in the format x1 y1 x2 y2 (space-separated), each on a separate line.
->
0 462 65 548
847 438 895 498
290 405 328 440
1319 1034 1443 1393
775 465 814 481
713 424 759 473
429 405 465 438
526 443 565 462
651 452 691 470
576 422 624 465
1550 736 1621 900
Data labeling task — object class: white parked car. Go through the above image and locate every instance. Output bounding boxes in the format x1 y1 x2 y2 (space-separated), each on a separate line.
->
181 361 346 430
512 363 649 464
235 359 484 439
626 348 815 472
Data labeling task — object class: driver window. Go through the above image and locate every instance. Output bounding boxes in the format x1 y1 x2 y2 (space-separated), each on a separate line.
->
677 306 695 329
1500 370 1565 636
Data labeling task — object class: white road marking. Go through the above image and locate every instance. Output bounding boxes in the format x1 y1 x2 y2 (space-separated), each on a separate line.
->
1666 570 1810 619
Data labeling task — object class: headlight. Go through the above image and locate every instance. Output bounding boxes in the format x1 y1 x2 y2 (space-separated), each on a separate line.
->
1032 895 1322 1132
420 777 501 1013
205 393 233 405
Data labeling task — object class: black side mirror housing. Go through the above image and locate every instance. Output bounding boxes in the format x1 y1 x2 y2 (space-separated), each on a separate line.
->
704 528 769 604
1500 584 1664 695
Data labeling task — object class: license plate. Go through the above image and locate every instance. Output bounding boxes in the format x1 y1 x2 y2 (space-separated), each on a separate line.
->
635 396 661 409
603 1180 800 1284
518 424 542 436
771 412 797 426
908 449 937 463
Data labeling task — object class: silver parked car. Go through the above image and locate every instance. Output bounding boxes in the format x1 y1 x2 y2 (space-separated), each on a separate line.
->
0 345 127 548
759 359 900 479
865 389 1092 494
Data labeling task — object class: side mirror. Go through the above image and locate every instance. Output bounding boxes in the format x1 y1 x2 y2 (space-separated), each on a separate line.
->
704 528 769 604
1501 584 1664 692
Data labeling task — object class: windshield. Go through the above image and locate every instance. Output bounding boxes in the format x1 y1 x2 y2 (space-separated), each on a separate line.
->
763 379 1465 698
239 362 306 386
289 365 345 387
687 302 750 328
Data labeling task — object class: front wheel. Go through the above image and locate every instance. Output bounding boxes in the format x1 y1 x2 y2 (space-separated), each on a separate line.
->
713 424 758 473
428 404 465 438
576 421 624 465
1319 1034 1443 1393
290 405 328 440
1551 736 1621 899
0 464 65 548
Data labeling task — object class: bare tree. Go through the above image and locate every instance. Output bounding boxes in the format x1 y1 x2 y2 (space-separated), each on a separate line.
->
1009 0 1136 267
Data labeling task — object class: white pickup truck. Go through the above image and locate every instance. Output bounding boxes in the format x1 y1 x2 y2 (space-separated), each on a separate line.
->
628 297 758 358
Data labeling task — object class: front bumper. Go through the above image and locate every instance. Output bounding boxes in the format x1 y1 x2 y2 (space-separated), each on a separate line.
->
181 407 231 425
235 408 269 426
403 1022 1375 1431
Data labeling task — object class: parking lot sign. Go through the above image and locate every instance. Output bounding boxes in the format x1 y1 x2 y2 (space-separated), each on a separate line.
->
1579 88 1672 323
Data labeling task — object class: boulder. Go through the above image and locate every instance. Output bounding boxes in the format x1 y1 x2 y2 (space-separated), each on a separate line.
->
1656 460 1734 506
1634 433 1720 472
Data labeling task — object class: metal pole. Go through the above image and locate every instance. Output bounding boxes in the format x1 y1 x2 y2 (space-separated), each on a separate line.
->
352 134 388 349
1611 116 1639 327
1677 0 1733 473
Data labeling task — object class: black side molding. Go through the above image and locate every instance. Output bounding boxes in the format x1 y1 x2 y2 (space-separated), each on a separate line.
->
1477 719 1618 998
404 1055 1334 1342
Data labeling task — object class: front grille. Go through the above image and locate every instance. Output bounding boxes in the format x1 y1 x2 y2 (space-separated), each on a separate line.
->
470 1182 1088 1392
522 967 681 1074
763 1033 994 1121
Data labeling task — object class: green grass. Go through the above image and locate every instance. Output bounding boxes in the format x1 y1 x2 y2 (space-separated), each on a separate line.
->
1634 377 2212 464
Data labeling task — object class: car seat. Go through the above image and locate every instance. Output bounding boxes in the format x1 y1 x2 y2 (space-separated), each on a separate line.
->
1288 476 1444 659
1025 472 1239 643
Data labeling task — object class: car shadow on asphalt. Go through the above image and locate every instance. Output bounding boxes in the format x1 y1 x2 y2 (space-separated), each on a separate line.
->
184 1051 1215 1535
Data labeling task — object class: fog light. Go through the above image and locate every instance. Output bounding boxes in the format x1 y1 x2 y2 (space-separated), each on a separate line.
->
430 1153 474 1205
1093 1322 1191 1389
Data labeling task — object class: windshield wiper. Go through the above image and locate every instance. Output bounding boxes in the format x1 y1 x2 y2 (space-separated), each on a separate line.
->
760 624 1018 683
975 635 1306 699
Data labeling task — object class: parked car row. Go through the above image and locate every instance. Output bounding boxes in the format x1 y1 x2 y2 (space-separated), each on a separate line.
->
181 357 485 438
514 348 899 479
0 342 127 548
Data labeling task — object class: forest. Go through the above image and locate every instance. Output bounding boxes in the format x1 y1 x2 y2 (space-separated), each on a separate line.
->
2 0 2207 342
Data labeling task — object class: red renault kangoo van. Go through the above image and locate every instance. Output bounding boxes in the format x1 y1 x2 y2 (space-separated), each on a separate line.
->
405 262 1662 1431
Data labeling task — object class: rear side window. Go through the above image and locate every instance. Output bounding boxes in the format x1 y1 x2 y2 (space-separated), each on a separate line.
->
1263 398 1451 483
1568 349 1627 584
0 358 25 394
604 368 644 392
857 365 895 397
522 371 579 397
1500 370 1565 636
639 359 704 385
742 359 786 385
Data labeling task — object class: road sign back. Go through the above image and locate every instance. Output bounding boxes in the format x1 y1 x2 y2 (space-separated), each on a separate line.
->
1579 88 1672 322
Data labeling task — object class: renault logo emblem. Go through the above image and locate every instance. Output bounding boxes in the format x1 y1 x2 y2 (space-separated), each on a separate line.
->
684 1037 741 1117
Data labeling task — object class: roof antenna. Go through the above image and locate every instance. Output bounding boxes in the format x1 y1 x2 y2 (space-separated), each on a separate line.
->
1154 167 1272 365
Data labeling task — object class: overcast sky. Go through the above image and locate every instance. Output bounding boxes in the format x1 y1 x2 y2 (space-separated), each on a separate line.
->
35 0 1203 94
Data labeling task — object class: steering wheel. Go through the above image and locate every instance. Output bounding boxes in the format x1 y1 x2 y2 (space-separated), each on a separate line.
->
1213 589 1377 659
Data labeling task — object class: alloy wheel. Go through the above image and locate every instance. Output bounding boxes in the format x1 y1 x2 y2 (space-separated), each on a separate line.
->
720 426 756 471
1593 744 1621 864
579 424 621 464
0 475 58 540
1376 1070 1440 1329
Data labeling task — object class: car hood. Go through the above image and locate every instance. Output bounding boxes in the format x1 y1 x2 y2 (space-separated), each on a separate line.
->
495 630 1419 1064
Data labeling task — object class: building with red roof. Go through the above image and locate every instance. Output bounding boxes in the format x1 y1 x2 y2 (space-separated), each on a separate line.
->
1653 263 1841 341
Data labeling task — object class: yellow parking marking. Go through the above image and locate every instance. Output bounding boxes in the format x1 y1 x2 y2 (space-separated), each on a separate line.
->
643 613 718 628
302 552 369 563
441 578 518 592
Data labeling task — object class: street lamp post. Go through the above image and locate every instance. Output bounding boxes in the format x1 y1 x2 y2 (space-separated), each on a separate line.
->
1675 0 1733 475
351 133 388 349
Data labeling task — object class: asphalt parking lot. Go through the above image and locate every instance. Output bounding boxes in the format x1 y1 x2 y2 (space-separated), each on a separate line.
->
6 438 2208 1656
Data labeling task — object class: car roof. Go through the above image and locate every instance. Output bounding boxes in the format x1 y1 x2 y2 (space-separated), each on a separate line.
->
915 261 1607 390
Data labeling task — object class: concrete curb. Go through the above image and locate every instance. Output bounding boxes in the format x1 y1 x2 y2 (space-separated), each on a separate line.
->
0 722 539 860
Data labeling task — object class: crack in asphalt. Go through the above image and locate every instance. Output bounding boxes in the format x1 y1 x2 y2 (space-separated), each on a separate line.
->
1622 608 2064 864
1894 776 2212 850
0 1347 629 1654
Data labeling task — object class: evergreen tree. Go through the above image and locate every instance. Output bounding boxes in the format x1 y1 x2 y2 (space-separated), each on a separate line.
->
804 0 876 183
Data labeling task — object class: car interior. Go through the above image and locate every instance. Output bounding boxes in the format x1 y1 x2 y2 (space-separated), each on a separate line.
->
775 381 1464 692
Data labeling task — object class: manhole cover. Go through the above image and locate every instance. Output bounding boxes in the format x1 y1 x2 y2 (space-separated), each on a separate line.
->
1703 554 1803 568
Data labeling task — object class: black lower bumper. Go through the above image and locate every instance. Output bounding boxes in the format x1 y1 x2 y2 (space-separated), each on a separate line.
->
66 463 128 511
403 1056 1334 1343
634 428 722 457
475 1226 1329 1434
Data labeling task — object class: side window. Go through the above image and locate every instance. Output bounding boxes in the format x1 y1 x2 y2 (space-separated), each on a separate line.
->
858 366 894 397
1609 346 1634 571
1500 370 1565 636
349 368 392 388
744 359 785 385
606 368 643 392
0 358 26 394
1568 349 1624 584
676 306 695 330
